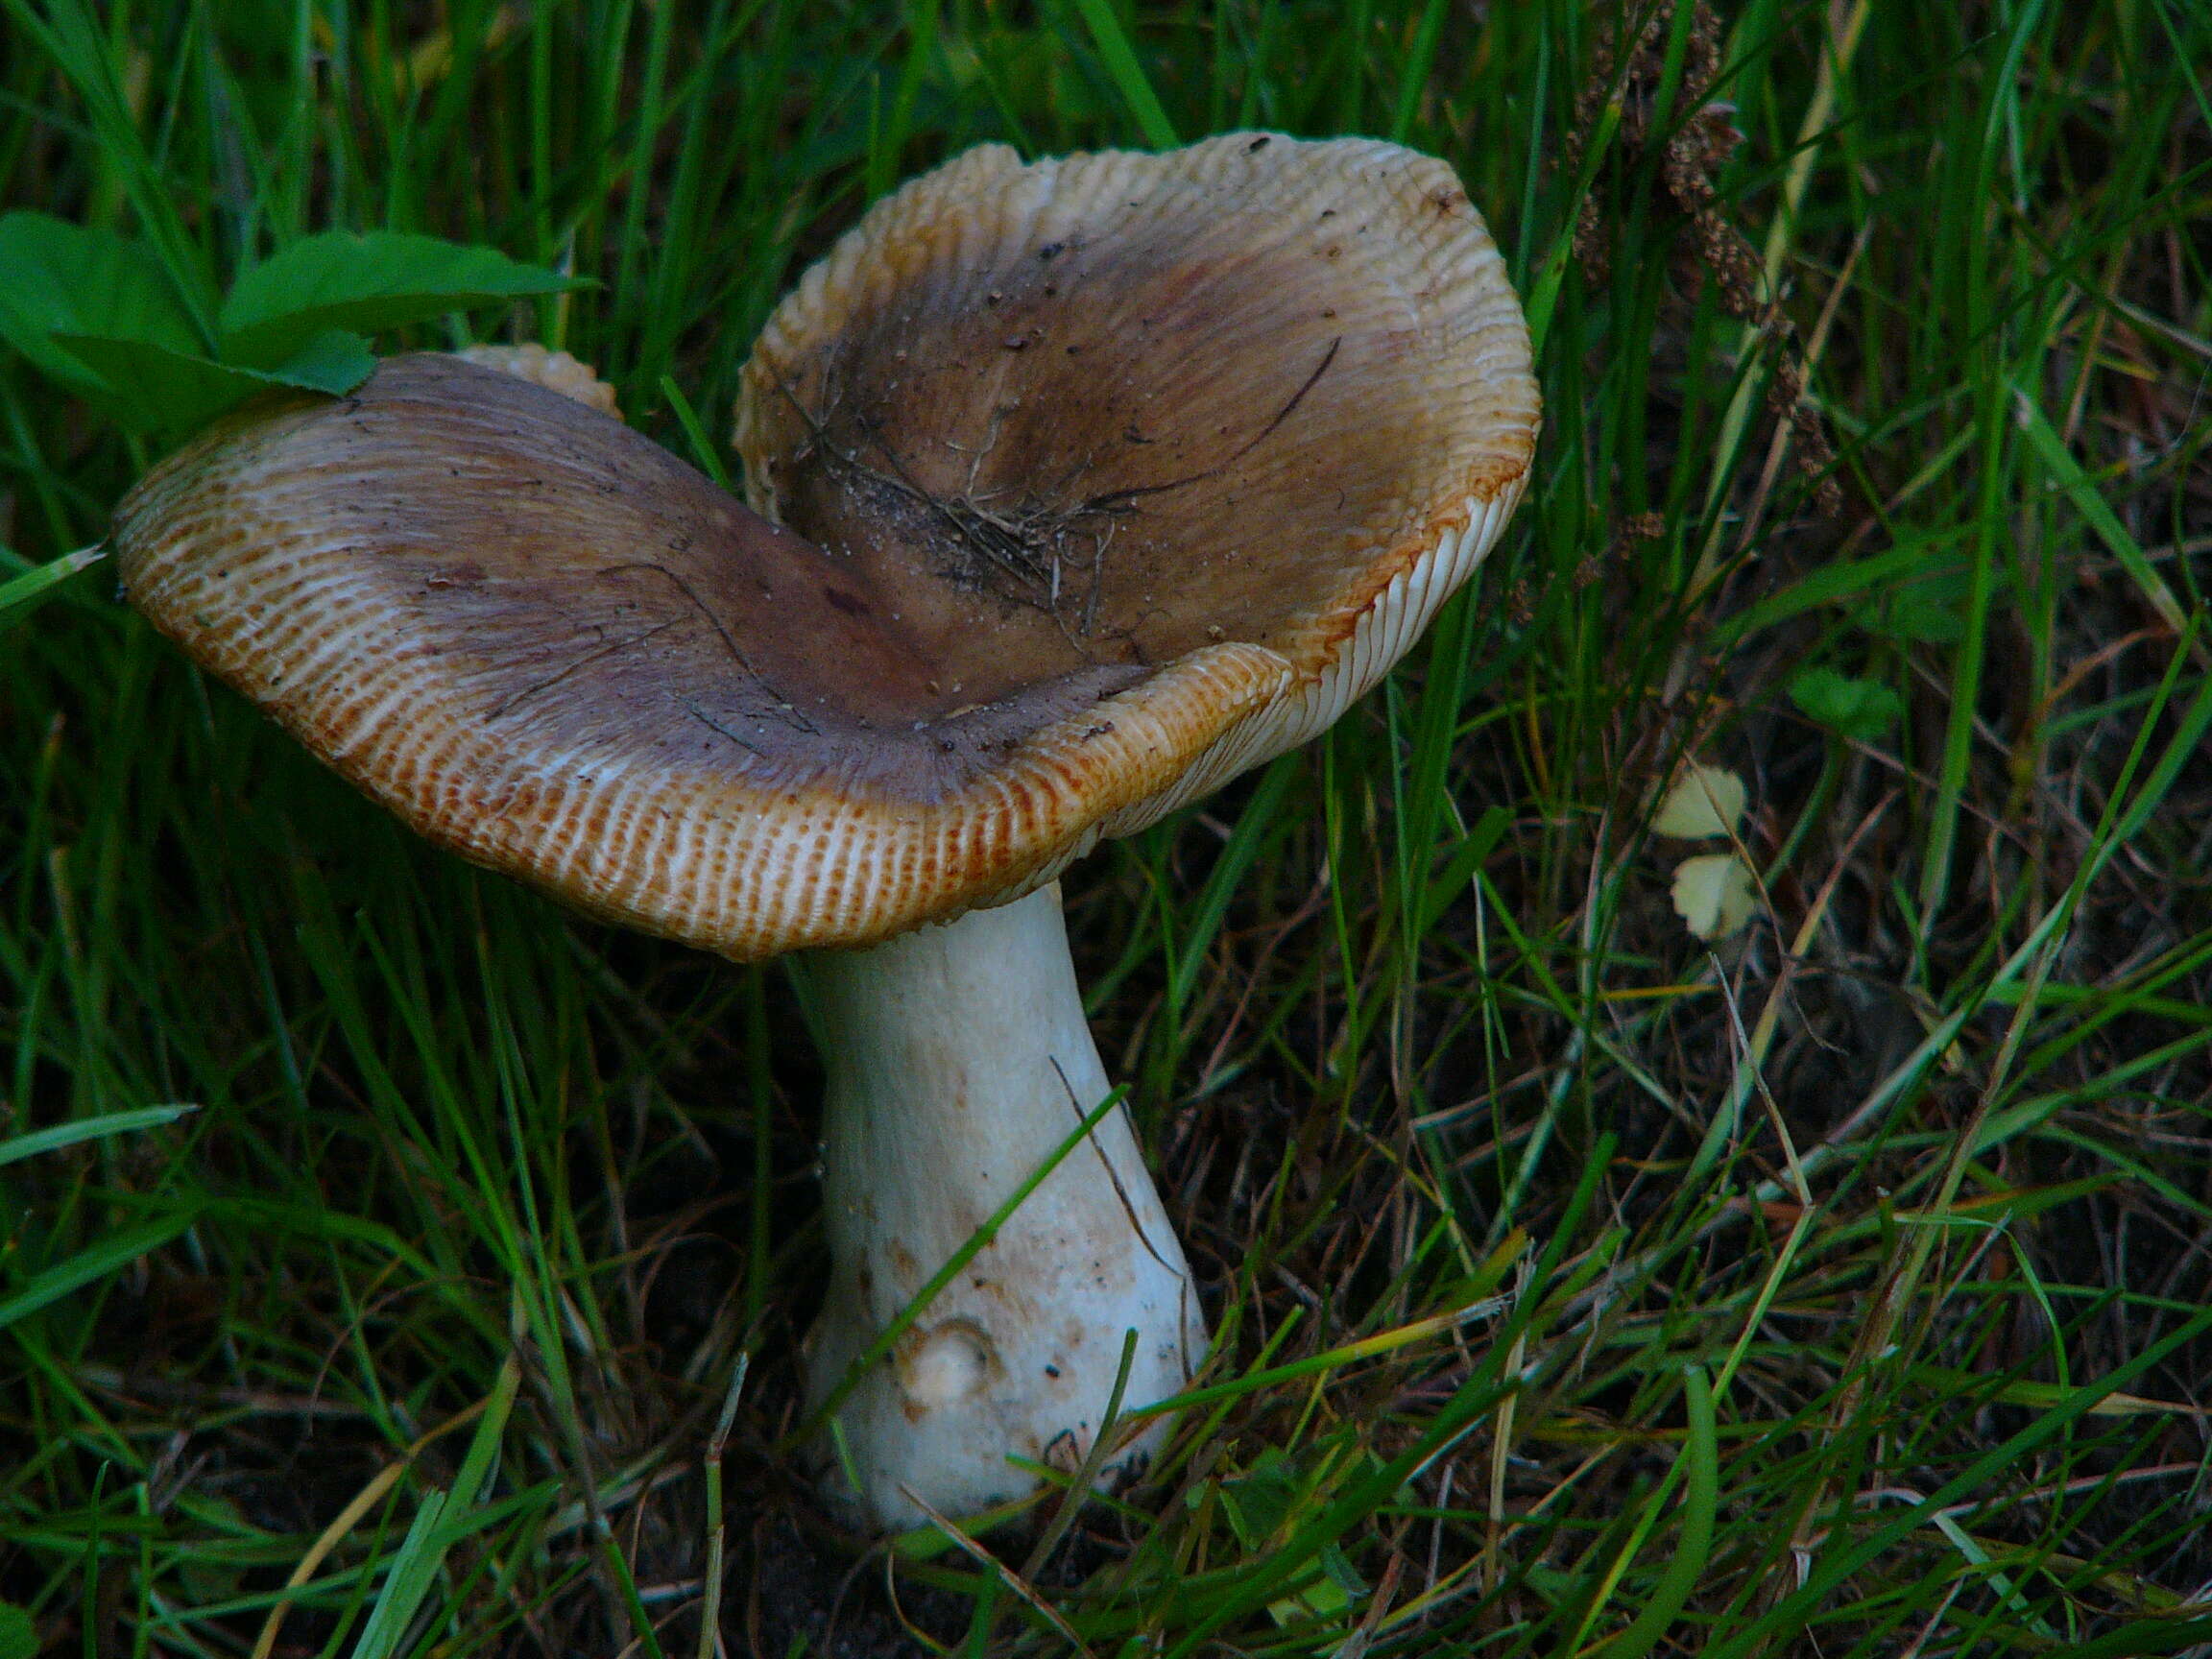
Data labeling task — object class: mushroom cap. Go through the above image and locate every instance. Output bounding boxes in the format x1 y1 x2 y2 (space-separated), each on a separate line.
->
113 133 1535 961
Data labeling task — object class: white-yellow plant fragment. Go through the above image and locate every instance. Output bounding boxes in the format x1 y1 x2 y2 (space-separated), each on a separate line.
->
1672 853 1757 942
1654 762 1747 840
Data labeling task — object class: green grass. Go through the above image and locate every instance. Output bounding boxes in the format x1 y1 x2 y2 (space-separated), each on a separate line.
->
6 0 2212 1652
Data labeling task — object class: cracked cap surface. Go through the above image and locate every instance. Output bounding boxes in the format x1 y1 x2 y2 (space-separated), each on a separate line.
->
113 132 1537 960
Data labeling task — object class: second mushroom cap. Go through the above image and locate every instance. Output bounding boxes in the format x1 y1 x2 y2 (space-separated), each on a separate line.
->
737 132 1539 871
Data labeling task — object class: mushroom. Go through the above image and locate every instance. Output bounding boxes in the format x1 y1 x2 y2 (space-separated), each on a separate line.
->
110 132 1537 1534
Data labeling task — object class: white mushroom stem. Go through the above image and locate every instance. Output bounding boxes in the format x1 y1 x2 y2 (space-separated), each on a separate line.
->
802 881 1207 1532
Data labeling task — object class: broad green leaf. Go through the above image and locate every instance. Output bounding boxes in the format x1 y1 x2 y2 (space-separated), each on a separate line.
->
0 545 106 633
0 211 204 397
1268 1571 1350 1626
56 333 261 432
1791 666 1904 741
1316 1542 1367 1601
1218 1449 1299 1548
266 327 383 394
220 231 585 368
52 329 374 437
1850 557 1978 644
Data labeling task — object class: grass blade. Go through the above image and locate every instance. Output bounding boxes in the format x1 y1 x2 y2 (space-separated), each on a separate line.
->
0 1102 194 1168
1068 0 1178 147
0 545 105 630
0 1211 201 1333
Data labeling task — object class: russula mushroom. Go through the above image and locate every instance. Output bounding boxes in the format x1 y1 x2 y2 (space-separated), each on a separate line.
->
110 132 1537 1533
